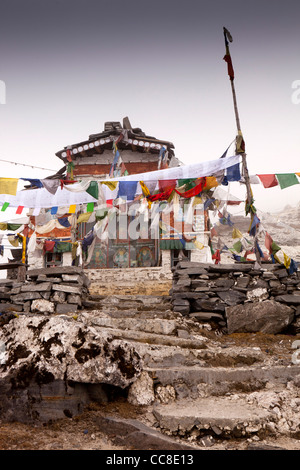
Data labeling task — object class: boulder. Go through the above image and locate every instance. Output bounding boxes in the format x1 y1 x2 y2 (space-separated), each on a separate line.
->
226 300 294 334
0 315 142 422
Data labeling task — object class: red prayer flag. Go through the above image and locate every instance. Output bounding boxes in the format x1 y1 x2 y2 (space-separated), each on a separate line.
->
158 180 177 192
265 232 273 253
16 206 24 215
257 174 278 188
223 52 234 81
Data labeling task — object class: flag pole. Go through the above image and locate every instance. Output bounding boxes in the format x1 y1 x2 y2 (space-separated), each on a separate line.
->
223 27 262 267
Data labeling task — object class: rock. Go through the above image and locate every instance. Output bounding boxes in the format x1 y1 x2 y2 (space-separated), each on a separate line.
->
155 385 176 404
31 299 55 314
67 294 82 306
56 303 78 314
0 304 23 313
192 299 226 313
11 292 41 302
52 284 82 295
0 315 142 423
275 295 300 305
61 274 84 284
190 311 224 322
217 290 247 305
21 282 52 292
226 300 294 334
51 291 66 304
246 288 269 302
127 371 154 406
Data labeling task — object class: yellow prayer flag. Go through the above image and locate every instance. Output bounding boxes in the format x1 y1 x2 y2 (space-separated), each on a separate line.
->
232 228 243 239
205 176 219 190
7 235 19 247
283 252 291 269
68 204 76 214
0 223 7 230
193 240 204 250
77 212 92 224
0 178 19 196
101 181 118 191
139 181 150 197
193 196 203 206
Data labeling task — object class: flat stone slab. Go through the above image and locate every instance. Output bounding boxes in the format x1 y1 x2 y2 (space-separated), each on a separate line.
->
95 415 196 450
27 266 84 277
52 284 82 295
153 397 274 434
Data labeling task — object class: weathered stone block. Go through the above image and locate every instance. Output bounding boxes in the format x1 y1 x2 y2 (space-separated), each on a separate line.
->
31 299 55 314
274 295 300 305
51 291 66 303
226 300 294 334
56 303 78 314
62 274 83 284
52 284 82 295
11 292 41 301
67 294 82 306
21 282 52 292
216 290 247 306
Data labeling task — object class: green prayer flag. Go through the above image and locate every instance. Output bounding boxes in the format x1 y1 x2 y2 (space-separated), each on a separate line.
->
178 179 197 191
271 241 281 254
7 223 22 231
275 173 299 190
87 202 94 213
233 240 243 253
86 181 99 200
1 202 9 212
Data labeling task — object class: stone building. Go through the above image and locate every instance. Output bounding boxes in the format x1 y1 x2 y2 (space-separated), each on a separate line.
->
26 118 212 293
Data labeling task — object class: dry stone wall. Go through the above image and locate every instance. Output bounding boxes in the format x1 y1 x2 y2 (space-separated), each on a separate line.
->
171 261 300 335
0 266 90 315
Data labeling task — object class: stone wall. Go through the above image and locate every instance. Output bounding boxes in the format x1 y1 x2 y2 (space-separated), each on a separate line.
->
0 266 90 315
86 251 173 296
171 261 300 335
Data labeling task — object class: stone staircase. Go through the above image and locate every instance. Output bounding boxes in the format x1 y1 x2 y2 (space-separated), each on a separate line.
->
80 293 300 449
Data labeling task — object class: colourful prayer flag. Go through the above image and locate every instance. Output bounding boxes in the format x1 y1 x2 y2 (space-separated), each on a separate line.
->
0 178 19 196
1 202 9 212
275 173 299 190
68 204 76 214
16 206 24 215
87 202 94 212
257 174 278 188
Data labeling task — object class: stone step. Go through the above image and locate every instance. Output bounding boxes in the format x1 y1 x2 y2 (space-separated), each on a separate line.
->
145 365 300 397
81 307 178 319
85 316 180 336
152 397 276 440
84 323 207 350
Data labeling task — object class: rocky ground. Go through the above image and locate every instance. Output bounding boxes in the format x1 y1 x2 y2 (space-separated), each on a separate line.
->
1 296 300 451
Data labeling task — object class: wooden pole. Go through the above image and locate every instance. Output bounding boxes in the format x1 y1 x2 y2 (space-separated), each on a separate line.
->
223 27 261 267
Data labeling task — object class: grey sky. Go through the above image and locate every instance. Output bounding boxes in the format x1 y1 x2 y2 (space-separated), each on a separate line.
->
0 0 299 213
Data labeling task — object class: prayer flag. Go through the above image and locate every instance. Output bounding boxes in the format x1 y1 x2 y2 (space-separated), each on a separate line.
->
232 228 243 239
51 206 58 215
226 163 241 181
68 204 76 214
1 202 9 212
117 181 138 201
257 174 278 188
275 173 299 190
0 178 19 196
77 212 92 224
86 181 99 200
16 206 24 215
223 49 234 81
87 202 94 212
